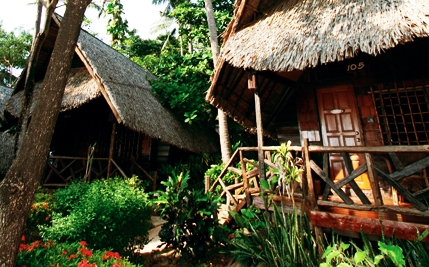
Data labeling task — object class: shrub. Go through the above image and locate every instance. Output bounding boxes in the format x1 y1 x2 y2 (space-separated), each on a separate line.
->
40 177 153 255
24 188 55 242
17 239 136 267
153 171 224 259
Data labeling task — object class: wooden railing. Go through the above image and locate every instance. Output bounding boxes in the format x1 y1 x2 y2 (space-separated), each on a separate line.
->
208 140 429 214
43 155 156 188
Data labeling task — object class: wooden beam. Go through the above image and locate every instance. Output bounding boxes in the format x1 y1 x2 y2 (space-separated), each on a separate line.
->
374 166 427 211
251 73 267 182
341 153 371 205
310 160 354 204
309 210 429 242
107 122 116 179
366 153 383 206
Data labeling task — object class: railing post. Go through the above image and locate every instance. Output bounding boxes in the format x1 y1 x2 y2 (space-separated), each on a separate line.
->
365 153 383 206
303 138 324 256
240 150 251 207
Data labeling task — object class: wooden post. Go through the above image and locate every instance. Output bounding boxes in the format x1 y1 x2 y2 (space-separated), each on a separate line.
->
303 138 324 256
153 171 157 192
240 150 251 207
107 122 116 179
365 153 383 206
303 138 317 209
249 73 266 182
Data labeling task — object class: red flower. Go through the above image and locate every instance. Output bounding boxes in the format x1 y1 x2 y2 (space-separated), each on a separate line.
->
62 251 67 255
78 259 96 267
21 235 25 241
19 244 27 252
103 251 121 260
45 216 50 221
111 264 121 267
68 254 77 260
80 247 92 257
79 241 87 247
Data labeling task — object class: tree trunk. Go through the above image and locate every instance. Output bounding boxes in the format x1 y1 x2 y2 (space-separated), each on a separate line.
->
204 0 232 163
0 0 91 265
15 0 58 155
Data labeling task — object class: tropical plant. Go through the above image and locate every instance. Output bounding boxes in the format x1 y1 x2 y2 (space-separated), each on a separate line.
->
40 177 153 256
320 239 406 267
269 141 304 204
153 171 224 260
228 204 319 267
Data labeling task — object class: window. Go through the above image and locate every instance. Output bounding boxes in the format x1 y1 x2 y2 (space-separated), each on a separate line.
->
370 81 429 145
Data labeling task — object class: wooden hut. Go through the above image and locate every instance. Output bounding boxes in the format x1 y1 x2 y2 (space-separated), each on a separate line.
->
5 14 218 186
207 0 429 241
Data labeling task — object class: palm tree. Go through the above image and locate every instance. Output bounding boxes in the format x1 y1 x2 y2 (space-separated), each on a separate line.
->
204 0 232 163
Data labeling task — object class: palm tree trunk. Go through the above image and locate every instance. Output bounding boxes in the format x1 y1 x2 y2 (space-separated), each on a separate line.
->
0 0 91 265
204 0 232 162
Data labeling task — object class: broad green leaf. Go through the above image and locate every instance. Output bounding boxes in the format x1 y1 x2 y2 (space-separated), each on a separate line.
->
354 250 366 264
260 180 270 191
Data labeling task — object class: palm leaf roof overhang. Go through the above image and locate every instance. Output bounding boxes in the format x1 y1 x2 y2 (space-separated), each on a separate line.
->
0 85 13 123
207 0 429 134
6 14 219 154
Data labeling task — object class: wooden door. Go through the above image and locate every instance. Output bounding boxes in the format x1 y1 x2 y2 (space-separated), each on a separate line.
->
317 85 371 190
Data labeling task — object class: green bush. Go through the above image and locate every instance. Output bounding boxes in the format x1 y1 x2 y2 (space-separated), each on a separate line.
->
24 188 55 242
153 171 224 259
17 239 136 267
40 177 153 255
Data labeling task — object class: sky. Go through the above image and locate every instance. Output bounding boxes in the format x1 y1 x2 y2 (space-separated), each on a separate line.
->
0 0 169 43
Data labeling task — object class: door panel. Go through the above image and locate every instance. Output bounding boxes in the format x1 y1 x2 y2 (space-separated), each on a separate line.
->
317 85 371 190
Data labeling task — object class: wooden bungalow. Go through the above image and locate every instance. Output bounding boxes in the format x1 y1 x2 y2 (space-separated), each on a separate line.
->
206 0 429 242
4 14 218 187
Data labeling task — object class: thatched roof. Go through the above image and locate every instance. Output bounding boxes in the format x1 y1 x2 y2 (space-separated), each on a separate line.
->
206 0 429 135
6 68 100 116
221 0 429 72
6 14 219 153
0 85 13 124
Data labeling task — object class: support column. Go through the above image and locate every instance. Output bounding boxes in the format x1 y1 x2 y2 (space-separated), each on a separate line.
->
107 122 116 179
249 73 266 183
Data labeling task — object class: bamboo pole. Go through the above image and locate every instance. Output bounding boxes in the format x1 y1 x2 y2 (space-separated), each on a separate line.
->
107 122 116 179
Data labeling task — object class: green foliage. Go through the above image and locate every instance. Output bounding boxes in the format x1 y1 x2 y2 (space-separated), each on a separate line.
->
17 240 136 267
40 177 153 255
153 171 224 259
169 0 233 50
270 142 303 200
104 0 130 47
228 205 319 267
24 188 55 243
0 24 32 86
320 240 405 267
204 160 256 196
149 51 216 125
